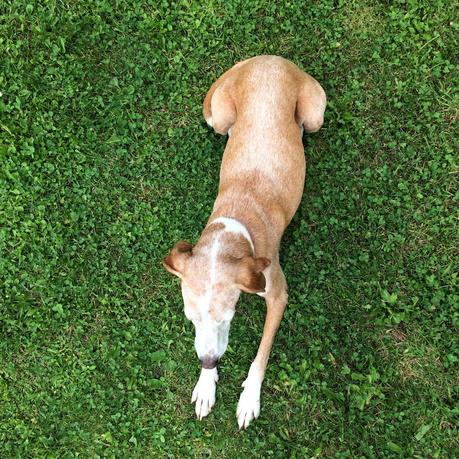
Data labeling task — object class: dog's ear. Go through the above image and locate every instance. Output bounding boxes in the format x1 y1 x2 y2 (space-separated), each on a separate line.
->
162 241 193 278
235 257 271 293
295 74 326 133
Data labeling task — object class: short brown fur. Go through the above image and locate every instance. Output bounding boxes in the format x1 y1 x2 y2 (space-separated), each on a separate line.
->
164 55 326 428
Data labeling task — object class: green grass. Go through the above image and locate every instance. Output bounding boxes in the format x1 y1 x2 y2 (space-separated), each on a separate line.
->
1 0 458 457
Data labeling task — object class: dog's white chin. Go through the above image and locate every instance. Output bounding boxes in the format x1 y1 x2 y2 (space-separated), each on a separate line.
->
194 320 230 360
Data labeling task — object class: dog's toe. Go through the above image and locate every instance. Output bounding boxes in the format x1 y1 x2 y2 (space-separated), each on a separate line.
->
191 368 218 420
193 386 215 420
236 385 261 429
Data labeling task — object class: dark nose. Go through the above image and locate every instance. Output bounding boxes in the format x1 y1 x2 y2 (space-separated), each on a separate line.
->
200 355 219 369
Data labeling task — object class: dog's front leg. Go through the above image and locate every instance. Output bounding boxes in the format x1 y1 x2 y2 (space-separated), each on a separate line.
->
191 367 218 420
237 267 288 429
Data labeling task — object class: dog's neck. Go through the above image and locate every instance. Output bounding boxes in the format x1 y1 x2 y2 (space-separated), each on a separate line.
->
209 217 254 253
193 216 254 260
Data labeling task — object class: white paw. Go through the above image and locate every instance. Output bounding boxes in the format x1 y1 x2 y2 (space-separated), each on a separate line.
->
236 378 261 429
191 368 218 420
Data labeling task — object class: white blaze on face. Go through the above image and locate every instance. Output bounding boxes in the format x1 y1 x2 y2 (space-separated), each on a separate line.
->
183 217 252 362
193 236 230 360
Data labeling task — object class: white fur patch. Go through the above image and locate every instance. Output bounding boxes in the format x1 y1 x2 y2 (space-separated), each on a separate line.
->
194 317 230 360
206 116 213 127
191 367 218 420
193 233 231 359
211 217 254 253
192 217 250 361
236 364 262 429
200 237 220 310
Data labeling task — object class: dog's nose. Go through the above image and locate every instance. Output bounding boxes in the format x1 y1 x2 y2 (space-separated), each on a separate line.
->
200 355 219 369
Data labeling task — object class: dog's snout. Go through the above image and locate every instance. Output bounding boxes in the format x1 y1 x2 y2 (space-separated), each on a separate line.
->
200 355 219 369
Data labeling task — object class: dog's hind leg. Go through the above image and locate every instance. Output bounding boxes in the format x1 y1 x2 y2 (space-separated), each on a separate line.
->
295 72 327 133
236 261 288 429
202 58 253 135
203 77 236 135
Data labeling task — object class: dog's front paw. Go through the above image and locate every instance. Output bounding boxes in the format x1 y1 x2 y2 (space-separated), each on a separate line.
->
236 378 261 429
191 368 218 420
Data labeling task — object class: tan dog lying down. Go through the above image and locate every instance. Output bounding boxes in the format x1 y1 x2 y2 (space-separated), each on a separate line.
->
163 55 326 429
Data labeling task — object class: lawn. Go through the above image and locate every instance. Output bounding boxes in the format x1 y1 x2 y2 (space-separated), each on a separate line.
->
1 0 458 457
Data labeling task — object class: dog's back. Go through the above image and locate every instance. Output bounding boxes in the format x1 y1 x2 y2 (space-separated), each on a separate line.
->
165 56 326 428
207 56 326 233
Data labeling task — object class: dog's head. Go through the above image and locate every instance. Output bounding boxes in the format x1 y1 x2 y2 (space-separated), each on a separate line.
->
163 236 270 368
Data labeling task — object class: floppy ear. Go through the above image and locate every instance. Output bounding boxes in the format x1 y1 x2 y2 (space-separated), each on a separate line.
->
235 257 271 294
295 73 326 133
162 241 193 278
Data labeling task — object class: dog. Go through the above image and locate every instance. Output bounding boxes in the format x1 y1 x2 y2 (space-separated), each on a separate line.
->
163 55 326 429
